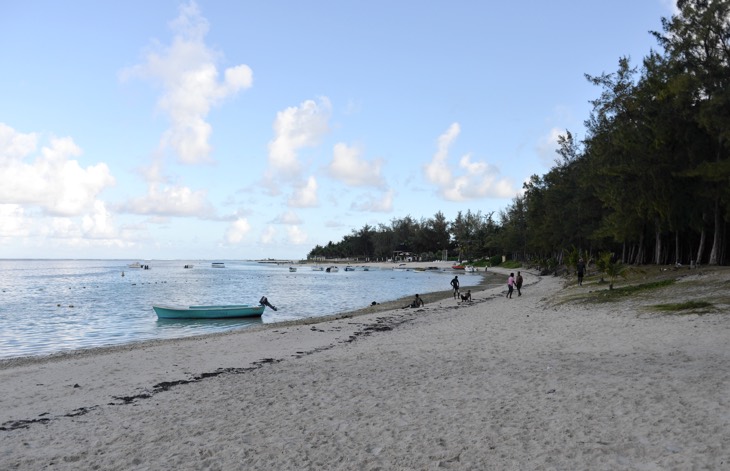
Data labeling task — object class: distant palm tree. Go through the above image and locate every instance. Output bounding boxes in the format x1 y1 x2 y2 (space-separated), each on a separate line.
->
597 252 626 290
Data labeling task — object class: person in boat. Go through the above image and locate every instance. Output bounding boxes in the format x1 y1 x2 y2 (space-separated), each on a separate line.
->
404 294 424 308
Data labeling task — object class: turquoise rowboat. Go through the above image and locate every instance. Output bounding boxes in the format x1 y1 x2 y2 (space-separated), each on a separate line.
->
153 296 277 319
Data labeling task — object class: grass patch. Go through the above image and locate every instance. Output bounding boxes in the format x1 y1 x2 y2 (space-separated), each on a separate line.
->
651 300 714 313
582 279 676 303
501 260 522 269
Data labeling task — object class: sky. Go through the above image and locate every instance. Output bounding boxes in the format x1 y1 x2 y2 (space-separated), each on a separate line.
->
0 1 677 260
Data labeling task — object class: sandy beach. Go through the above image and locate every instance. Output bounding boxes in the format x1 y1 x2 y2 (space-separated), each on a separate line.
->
1 264 728 470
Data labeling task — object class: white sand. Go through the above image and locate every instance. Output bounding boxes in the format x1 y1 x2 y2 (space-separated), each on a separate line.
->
1 266 728 470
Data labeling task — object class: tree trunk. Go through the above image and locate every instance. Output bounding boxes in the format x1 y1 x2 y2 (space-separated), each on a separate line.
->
709 198 720 265
675 232 680 265
696 224 706 266
634 234 644 265
628 244 635 265
654 222 662 265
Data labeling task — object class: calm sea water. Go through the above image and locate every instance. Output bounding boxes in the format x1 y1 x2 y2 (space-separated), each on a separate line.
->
0 260 488 359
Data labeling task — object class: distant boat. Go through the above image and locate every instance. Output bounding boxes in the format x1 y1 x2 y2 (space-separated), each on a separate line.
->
393 263 409 271
128 262 142 268
289 267 297 272
326 266 339 272
344 266 355 271
212 262 225 268
184 264 194 269
311 266 324 271
153 296 278 320
451 264 466 270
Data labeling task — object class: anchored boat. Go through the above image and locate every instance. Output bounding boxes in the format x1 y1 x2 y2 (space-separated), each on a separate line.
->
153 296 277 319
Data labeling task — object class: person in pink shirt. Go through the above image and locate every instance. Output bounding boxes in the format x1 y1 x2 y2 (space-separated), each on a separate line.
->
507 273 515 298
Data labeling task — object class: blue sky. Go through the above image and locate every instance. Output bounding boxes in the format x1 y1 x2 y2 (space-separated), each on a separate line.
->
0 1 676 260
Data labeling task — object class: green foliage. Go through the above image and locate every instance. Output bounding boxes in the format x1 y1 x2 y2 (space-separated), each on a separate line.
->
565 246 588 272
652 300 713 313
583 279 676 303
309 3 730 266
544 258 559 273
488 255 502 267
596 252 627 289
501 260 522 269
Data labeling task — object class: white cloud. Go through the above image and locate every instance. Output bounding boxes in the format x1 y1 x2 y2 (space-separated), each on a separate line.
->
660 0 680 15
0 122 37 160
328 143 385 188
424 123 516 201
118 183 215 217
351 189 394 213
286 225 308 245
288 176 318 208
424 122 458 187
49 217 81 239
0 124 115 216
225 217 251 244
272 211 302 225
121 0 253 164
324 219 345 229
0 204 30 238
536 127 562 167
267 98 331 179
81 201 118 239
260 225 276 244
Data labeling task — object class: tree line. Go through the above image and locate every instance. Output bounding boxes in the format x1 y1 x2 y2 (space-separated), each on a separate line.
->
309 1 730 267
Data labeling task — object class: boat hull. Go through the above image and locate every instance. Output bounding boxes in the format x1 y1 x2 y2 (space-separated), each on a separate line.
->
153 304 265 319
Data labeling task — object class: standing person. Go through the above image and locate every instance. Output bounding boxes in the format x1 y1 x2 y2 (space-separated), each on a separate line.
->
507 273 515 298
515 271 523 296
577 258 586 286
450 275 460 299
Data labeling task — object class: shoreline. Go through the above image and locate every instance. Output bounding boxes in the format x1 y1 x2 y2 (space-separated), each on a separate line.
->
1 268 519 432
0 261 504 367
2 266 727 469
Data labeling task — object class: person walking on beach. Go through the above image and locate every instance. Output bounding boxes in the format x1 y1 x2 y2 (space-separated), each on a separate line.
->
507 273 515 298
451 275 460 299
515 271 523 296
577 258 586 286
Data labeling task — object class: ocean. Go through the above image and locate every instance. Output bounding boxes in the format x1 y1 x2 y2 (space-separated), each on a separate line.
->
0 259 489 360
